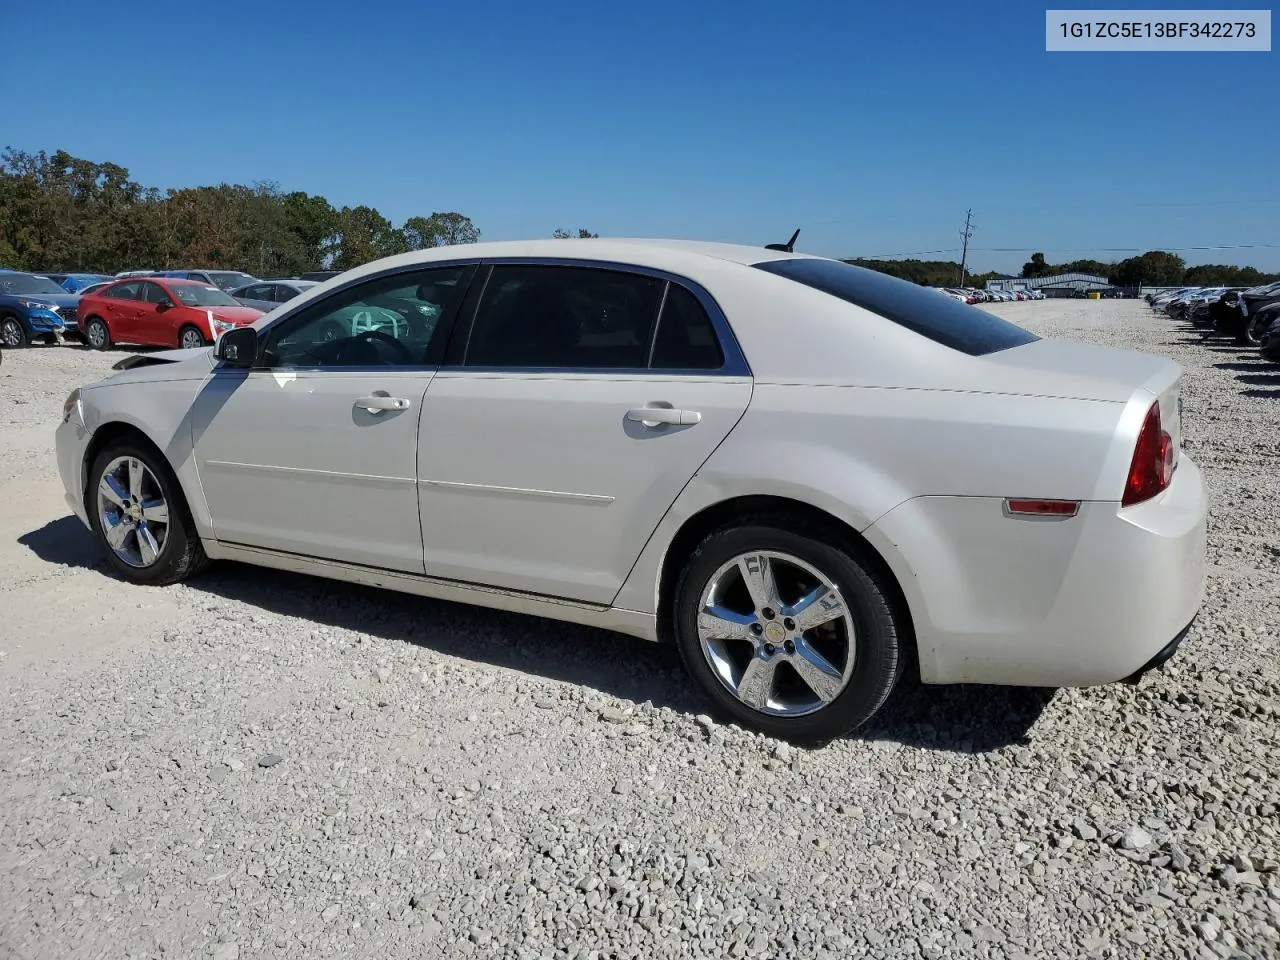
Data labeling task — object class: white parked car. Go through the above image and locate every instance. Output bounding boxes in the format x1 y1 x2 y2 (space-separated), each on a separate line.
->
55 239 1207 742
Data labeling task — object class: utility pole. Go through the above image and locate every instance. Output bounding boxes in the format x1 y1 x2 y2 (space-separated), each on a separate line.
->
957 209 975 286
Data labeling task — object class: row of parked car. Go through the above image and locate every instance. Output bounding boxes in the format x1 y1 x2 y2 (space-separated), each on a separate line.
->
1148 280 1280 361
933 286 1047 304
0 266 341 350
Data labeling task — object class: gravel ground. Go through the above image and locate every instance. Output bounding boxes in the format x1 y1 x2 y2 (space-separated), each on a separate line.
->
1 300 1277 960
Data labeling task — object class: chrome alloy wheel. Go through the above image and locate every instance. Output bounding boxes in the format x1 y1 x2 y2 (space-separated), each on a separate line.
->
696 551 856 717
87 321 107 348
1 319 23 347
180 328 205 350
96 456 170 568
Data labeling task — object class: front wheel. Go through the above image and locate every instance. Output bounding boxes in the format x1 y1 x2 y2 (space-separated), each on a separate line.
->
672 519 904 743
178 325 207 350
88 442 209 585
1 316 28 348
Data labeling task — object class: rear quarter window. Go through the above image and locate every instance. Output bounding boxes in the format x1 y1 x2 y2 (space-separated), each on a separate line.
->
753 258 1040 356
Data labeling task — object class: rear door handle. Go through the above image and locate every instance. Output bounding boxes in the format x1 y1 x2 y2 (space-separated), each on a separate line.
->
355 396 411 414
626 406 701 426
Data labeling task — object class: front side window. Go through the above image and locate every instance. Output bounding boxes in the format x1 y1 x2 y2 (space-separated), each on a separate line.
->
464 265 664 369
262 265 471 368
140 282 171 304
754 258 1040 356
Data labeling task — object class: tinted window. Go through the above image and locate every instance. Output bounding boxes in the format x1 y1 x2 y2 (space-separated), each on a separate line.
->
107 281 142 301
650 283 724 370
140 282 171 304
240 284 272 300
263 265 470 368
753 258 1040 356
465 266 663 369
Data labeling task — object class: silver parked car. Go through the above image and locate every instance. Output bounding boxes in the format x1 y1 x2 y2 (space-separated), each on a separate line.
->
230 280 319 314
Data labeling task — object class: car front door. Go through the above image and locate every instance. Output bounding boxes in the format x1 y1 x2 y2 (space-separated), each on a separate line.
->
135 281 178 347
189 264 476 573
417 263 753 605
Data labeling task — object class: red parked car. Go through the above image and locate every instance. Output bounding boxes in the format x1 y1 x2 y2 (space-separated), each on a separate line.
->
77 277 263 351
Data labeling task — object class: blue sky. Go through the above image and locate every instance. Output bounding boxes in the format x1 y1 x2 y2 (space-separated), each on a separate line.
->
6 0 1278 273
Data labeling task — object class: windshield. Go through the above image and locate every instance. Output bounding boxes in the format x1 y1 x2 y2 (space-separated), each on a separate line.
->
754 258 1040 356
172 284 240 307
0 273 67 296
206 271 258 292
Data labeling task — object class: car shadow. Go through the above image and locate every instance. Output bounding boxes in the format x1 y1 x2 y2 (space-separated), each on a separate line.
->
17 516 104 570
1213 360 1272 372
19 518 1053 755
1237 373 1280 386
1241 388 1280 399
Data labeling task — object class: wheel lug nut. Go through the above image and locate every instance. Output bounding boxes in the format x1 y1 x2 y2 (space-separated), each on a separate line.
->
764 643 775 655
784 640 796 654
783 617 796 631
750 622 764 636
762 607 776 620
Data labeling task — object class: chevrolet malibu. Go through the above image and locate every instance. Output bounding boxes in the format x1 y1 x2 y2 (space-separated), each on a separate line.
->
55 239 1207 742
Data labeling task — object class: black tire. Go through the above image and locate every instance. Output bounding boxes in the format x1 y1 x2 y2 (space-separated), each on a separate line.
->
1 315 29 348
1238 312 1275 347
87 441 209 586
672 516 904 744
178 325 207 350
84 317 111 350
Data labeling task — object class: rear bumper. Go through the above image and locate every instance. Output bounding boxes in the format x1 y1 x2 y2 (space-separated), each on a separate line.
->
864 455 1209 687
1122 613 1196 683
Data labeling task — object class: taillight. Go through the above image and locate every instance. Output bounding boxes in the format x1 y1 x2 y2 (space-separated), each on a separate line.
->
1122 401 1174 506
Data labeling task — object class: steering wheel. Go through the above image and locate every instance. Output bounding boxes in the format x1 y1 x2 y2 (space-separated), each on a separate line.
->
349 329 414 364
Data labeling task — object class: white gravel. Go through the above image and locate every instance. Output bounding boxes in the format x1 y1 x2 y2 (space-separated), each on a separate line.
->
1 300 1277 960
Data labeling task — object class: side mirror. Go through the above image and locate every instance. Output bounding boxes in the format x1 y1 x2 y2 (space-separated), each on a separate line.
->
155 298 173 310
215 326 257 365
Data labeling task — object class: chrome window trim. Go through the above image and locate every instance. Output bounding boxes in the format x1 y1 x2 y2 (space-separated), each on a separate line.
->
221 255 752 378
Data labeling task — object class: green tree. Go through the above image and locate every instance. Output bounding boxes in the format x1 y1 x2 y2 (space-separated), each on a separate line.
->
332 205 407 270
1109 250 1187 287
1020 252 1051 278
403 212 481 249
553 227 598 238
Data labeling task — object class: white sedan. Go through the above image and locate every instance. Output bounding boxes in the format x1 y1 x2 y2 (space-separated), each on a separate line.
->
55 239 1207 742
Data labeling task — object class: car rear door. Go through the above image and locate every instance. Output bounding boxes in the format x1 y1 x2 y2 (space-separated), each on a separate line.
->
189 264 476 573
417 263 752 605
134 281 178 346
101 281 144 340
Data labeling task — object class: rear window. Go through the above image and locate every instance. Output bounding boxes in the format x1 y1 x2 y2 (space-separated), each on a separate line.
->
753 258 1040 356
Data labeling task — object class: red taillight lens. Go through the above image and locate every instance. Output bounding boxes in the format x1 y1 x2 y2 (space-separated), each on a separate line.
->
1122 402 1174 507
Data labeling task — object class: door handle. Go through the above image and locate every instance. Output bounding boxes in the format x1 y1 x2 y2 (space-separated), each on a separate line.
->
355 396 412 414
626 406 701 426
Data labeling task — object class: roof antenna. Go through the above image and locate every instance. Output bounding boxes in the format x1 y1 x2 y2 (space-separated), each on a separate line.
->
765 228 800 253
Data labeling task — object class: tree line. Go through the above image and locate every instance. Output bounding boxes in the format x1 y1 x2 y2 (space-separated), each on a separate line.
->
0 147 603 278
1020 251 1278 288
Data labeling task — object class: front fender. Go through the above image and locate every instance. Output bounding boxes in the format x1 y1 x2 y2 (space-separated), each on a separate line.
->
80 378 214 538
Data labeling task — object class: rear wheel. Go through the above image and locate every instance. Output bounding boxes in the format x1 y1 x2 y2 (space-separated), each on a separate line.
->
1 316 28 348
85 317 111 350
672 518 904 743
88 442 209 585
178 325 207 350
